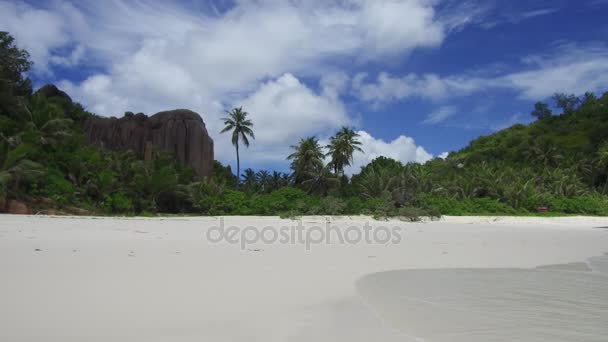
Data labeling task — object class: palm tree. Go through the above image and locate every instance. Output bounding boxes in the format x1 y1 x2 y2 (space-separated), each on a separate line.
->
221 107 254 183
326 127 363 175
358 165 397 199
241 168 257 190
270 171 283 191
596 143 608 193
598 144 608 171
302 164 339 196
287 137 325 184
23 94 73 147
524 143 563 167
280 172 293 187
256 170 271 193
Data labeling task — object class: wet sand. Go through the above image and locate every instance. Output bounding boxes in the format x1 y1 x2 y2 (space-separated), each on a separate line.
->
356 256 608 341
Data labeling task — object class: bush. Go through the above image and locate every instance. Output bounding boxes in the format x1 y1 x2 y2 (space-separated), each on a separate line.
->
318 196 347 215
107 192 133 213
547 196 608 215
247 187 314 215
365 195 396 219
344 197 366 215
210 190 248 215
421 195 518 215
396 207 426 222
44 169 76 205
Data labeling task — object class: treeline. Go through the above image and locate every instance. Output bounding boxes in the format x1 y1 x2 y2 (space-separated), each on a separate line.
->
1 32 607 217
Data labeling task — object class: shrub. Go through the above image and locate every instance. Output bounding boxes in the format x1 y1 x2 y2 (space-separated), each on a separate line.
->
547 196 608 215
108 192 133 213
397 207 425 222
210 190 248 215
344 197 366 215
365 195 396 219
247 187 314 215
318 196 347 215
44 169 76 205
421 195 518 215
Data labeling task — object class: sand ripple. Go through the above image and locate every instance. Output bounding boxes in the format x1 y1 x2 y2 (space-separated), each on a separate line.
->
356 255 608 341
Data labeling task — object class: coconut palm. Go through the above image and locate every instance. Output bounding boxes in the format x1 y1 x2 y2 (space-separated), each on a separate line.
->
326 127 363 175
221 107 254 183
270 171 283 191
598 144 608 171
256 170 271 193
19 94 73 147
597 144 608 193
280 172 293 187
358 165 397 199
524 143 564 167
287 137 325 184
302 164 339 196
241 168 257 190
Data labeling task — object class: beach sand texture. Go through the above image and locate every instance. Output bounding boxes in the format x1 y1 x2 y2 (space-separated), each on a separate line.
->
0 215 607 341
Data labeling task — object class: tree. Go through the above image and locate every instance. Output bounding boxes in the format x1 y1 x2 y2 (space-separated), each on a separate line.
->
552 93 580 114
580 92 597 106
221 107 254 184
287 136 325 184
241 168 257 189
22 94 73 147
301 164 339 196
357 165 397 199
0 31 33 117
524 143 564 167
598 144 608 170
530 101 552 120
598 143 608 193
326 127 363 175
270 171 283 191
256 170 271 193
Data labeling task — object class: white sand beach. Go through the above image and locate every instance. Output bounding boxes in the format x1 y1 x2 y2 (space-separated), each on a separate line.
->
1 215 607 341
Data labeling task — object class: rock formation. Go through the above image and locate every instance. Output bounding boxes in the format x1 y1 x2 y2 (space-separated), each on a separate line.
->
36 84 73 103
84 110 214 178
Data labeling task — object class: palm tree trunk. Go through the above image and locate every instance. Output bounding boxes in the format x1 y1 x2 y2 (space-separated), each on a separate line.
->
236 142 240 185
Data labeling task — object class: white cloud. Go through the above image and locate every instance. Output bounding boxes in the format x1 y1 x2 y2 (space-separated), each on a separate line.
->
14 0 450 88
503 45 608 99
438 152 449 159
22 0 456 171
354 44 608 106
520 8 559 19
422 106 457 124
352 72 487 105
345 130 433 175
0 1 71 73
354 0 444 58
320 71 350 100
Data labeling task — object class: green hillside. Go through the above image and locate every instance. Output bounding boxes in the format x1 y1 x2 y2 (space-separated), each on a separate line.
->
457 96 608 165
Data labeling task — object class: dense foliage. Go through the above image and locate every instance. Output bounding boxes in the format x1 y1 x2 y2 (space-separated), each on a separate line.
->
1 32 607 217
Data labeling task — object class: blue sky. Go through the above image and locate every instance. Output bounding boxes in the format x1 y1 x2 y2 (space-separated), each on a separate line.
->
2 0 608 174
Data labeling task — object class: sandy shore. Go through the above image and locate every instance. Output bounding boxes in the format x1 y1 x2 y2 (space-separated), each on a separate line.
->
1 214 607 341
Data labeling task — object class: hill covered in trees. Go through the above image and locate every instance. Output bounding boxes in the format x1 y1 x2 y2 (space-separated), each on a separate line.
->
1 32 607 217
